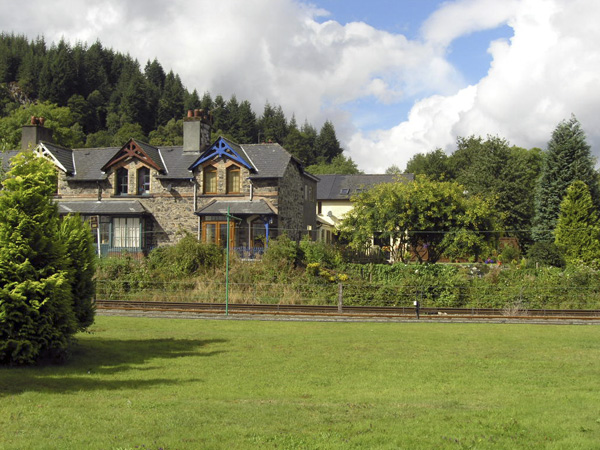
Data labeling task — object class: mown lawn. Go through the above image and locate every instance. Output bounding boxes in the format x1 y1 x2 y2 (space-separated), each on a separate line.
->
1 316 600 449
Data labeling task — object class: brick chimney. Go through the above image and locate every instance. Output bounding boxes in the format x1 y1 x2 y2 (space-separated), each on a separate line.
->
183 109 212 153
21 116 53 150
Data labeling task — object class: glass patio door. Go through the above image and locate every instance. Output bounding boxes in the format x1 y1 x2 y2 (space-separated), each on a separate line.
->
203 221 235 248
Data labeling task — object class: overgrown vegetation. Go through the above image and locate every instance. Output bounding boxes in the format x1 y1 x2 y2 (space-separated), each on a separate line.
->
95 235 600 310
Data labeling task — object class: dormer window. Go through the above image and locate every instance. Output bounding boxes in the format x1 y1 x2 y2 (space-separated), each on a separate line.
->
226 166 240 194
204 166 217 194
117 168 128 195
138 167 150 194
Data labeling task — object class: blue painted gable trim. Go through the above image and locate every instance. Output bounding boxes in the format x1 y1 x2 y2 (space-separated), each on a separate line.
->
189 137 253 170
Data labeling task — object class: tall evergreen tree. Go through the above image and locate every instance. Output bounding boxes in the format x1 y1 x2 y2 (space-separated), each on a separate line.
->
38 39 78 105
533 116 599 242
225 94 240 137
144 58 165 91
200 91 213 111
157 71 185 126
82 41 110 98
184 89 201 111
314 120 342 163
236 100 257 143
211 95 228 134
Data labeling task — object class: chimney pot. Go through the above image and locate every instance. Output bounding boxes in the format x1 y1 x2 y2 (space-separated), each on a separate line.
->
187 110 193 118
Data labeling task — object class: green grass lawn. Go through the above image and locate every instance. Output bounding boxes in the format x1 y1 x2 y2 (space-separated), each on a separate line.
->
1 317 600 449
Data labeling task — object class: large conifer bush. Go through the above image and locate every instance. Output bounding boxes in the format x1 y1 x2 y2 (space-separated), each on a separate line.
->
532 116 599 242
554 180 600 266
0 153 94 365
58 214 96 330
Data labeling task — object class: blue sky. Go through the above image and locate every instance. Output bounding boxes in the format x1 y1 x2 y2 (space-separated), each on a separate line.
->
1 0 599 172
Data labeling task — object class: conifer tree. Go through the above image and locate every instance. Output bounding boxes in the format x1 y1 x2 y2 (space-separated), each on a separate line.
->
554 180 600 265
236 100 257 143
533 116 599 242
314 120 343 163
58 214 96 330
157 71 185 126
0 153 76 364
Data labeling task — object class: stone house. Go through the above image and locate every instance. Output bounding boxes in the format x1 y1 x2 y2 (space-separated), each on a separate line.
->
9 112 318 257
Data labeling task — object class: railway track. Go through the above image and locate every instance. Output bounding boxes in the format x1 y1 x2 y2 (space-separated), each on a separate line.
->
95 300 600 321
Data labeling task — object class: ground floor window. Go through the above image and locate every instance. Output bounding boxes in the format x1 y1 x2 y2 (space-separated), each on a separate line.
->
251 220 267 247
113 217 141 248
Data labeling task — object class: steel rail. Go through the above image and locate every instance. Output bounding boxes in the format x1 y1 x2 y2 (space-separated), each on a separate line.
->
95 300 600 320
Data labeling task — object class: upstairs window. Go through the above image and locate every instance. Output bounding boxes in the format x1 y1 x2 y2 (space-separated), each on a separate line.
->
204 166 217 194
226 166 240 194
116 168 128 195
138 167 150 194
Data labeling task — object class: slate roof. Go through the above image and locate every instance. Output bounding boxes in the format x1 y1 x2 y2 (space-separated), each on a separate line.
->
0 150 19 173
241 143 296 179
42 142 75 174
155 146 197 179
57 200 147 215
195 199 276 216
136 140 166 172
68 147 119 180
26 136 315 182
317 173 414 200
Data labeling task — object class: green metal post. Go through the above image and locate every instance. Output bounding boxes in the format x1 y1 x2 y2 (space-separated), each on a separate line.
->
226 206 230 316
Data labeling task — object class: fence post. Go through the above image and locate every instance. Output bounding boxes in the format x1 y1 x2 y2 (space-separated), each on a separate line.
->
338 283 343 313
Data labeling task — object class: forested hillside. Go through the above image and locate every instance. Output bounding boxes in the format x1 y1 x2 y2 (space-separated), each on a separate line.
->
0 33 356 171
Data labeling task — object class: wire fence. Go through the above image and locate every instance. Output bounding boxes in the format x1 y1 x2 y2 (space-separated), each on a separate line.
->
95 280 600 311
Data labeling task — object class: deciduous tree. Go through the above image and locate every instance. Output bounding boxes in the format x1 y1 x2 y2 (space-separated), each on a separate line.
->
340 176 495 263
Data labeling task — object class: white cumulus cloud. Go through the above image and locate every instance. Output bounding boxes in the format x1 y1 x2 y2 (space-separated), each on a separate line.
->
1 0 599 172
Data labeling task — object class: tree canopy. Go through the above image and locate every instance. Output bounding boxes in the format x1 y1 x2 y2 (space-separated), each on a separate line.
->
0 33 347 168
339 176 496 263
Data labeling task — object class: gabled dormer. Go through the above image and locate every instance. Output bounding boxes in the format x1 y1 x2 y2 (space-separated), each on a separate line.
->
101 139 166 174
188 137 254 172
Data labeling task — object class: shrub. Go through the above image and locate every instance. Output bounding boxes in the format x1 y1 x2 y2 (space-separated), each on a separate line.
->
526 242 566 268
262 235 299 274
499 245 521 265
147 234 223 277
299 237 343 268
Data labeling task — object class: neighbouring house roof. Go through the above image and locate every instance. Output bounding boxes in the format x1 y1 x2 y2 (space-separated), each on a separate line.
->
0 150 19 173
195 199 277 216
57 200 148 215
317 174 414 200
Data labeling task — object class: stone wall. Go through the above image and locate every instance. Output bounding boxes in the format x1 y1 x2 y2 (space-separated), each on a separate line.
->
277 162 317 240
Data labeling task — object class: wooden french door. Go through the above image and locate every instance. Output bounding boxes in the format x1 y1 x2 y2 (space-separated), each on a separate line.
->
203 221 235 247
